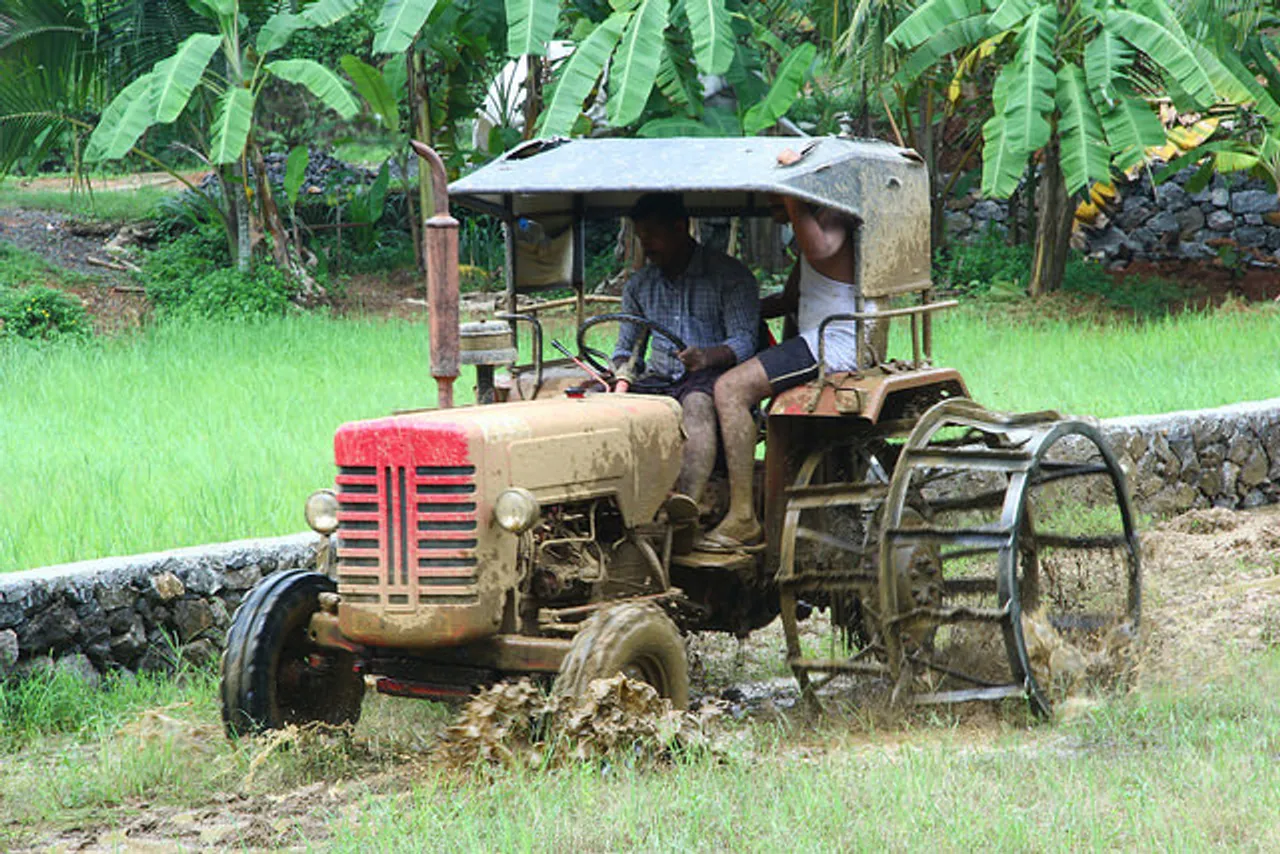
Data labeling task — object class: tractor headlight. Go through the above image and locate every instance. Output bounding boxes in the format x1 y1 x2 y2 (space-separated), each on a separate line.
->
493 487 540 534
305 489 340 535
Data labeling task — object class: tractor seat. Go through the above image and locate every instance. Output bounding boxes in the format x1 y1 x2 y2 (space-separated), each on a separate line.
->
768 364 968 421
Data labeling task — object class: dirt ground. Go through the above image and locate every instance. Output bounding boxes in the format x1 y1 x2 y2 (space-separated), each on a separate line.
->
8 503 1279 852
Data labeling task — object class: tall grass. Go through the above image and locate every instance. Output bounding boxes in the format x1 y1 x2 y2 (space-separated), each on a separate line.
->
931 303 1280 418
3 304 1278 570
0 315 445 570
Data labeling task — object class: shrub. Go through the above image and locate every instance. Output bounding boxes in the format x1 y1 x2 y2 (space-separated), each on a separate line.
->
934 227 1033 294
143 224 295 318
1061 257 1190 317
141 223 227 288
0 285 91 340
149 265 294 319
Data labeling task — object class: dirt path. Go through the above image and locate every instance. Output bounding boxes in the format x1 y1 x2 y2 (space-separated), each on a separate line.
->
8 171 208 193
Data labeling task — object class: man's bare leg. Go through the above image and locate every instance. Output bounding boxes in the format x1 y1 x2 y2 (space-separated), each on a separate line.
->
707 358 773 544
677 390 717 502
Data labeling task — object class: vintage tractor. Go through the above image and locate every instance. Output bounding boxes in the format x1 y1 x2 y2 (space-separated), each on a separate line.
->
221 137 1141 736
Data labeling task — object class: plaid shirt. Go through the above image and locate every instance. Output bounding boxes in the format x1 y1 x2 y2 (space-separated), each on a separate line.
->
612 243 758 379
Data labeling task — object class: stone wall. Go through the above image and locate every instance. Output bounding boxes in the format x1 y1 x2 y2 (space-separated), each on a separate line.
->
1094 399 1280 514
2 398 1277 684
0 533 320 685
945 167 1280 271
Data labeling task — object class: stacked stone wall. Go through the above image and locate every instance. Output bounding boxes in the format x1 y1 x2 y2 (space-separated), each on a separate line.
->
945 167 1280 271
0 534 320 685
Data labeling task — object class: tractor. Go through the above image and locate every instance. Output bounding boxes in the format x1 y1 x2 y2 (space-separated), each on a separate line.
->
220 137 1141 736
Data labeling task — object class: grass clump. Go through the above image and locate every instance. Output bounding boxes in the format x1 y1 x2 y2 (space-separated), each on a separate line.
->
0 181 171 222
935 227 1032 294
0 663 218 751
141 224 295 318
0 241 66 289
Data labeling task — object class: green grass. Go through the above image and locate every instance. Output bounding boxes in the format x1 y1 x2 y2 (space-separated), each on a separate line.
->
326 654 1280 851
3 303 1278 571
930 303 1280 418
0 315 451 570
0 180 174 222
0 241 91 290
8 647 1280 849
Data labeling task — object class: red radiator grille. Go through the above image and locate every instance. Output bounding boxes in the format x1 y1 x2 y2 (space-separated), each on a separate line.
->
335 464 480 606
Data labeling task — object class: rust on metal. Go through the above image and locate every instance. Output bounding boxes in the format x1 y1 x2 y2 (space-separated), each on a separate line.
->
412 140 460 408
769 366 968 420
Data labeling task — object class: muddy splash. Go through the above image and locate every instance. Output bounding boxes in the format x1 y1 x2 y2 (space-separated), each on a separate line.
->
434 675 727 770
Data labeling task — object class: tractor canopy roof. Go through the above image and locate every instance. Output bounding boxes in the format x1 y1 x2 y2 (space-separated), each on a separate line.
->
449 136 933 298
448 136 930 224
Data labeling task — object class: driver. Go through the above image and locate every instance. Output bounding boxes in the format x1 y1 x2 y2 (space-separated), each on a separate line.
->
612 192 759 506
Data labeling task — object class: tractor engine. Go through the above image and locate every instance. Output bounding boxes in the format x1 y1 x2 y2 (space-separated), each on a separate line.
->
324 394 684 650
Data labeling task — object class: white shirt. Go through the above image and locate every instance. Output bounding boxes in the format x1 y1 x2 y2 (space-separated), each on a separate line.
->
797 255 877 371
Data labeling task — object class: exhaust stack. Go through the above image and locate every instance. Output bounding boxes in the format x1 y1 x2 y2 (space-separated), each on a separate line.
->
410 140 459 409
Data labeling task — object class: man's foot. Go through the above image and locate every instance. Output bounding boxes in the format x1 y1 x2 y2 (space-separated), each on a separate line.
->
694 530 766 553
695 518 765 553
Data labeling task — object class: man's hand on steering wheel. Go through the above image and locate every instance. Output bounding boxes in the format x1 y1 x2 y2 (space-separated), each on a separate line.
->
576 313 688 391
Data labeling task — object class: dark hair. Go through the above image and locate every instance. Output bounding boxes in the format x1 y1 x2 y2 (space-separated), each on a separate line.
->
629 193 687 224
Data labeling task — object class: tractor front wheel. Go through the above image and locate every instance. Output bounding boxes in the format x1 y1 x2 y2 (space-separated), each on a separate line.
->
554 602 689 709
221 570 365 738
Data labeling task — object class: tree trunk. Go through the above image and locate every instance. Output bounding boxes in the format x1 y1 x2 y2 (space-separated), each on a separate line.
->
860 77 870 137
919 86 945 254
250 140 323 304
406 50 425 273
1029 137 1074 296
215 165 239 263
523 55 543 139
233 164 251 274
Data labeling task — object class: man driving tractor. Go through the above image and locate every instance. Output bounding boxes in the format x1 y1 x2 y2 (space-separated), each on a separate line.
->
611 192 759 507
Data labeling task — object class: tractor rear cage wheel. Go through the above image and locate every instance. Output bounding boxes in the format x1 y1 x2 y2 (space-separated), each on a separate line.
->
878 398 1141 717
777 435 897 697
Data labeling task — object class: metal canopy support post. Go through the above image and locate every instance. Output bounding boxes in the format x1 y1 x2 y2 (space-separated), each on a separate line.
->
572 194 586 327
504 193 518 319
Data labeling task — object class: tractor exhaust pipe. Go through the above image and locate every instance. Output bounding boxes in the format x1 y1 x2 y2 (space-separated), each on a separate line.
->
410 139 459 409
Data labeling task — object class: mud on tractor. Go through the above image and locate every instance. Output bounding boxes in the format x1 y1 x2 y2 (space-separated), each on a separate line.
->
221 138 1141 736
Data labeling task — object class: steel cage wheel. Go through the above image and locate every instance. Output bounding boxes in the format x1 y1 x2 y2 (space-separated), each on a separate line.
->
878 398 1141 716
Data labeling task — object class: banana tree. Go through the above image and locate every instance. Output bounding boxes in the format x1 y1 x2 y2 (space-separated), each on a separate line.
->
535 0 816 138
1154 2 1280 201
889 0 1221 295
0 0 206 184
84 0 360 293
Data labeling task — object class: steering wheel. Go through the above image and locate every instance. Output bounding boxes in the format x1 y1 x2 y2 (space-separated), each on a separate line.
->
576 312 688 383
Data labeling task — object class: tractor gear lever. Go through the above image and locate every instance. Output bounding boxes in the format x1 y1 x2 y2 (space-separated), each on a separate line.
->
550 339 613 390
